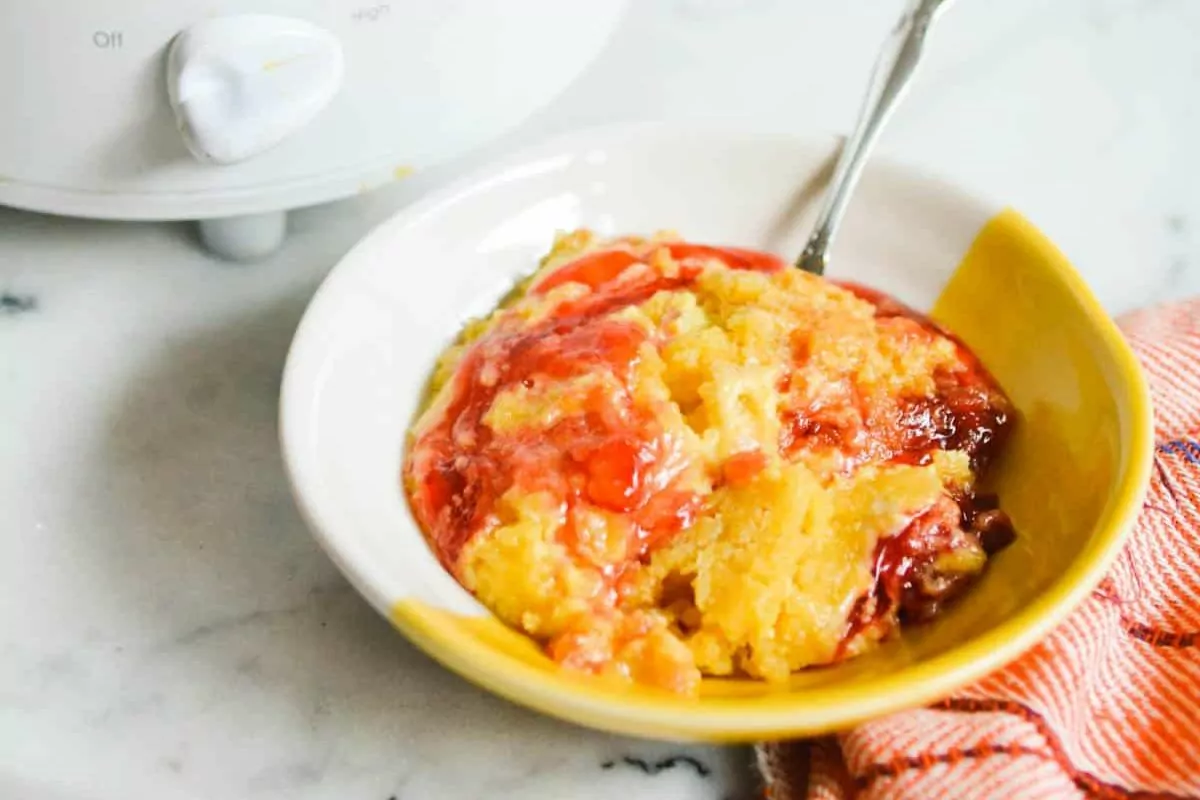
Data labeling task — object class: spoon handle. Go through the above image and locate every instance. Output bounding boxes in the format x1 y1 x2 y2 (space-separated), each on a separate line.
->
796 0 954 275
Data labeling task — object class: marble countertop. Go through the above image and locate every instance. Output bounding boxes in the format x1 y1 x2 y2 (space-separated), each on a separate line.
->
2 1 1198 798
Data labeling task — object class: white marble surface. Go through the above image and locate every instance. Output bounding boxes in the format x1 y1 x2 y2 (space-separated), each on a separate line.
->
2 1 1199 798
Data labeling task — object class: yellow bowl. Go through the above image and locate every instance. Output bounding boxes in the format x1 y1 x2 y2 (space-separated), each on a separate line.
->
280 125 1154 741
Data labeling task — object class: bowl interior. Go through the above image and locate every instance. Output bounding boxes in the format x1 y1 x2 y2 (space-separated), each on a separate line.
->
280 126 1152 740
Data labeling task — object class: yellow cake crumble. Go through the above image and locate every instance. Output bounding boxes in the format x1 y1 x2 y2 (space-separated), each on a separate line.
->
404 230 1016 694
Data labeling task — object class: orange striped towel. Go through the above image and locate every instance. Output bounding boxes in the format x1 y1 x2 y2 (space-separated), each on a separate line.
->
756 299 1200 800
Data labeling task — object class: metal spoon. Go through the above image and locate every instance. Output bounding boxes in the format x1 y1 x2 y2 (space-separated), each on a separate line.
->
796 0 955 276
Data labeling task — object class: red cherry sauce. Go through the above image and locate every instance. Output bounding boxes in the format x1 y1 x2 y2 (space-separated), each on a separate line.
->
406 242 786 575
404 242 1016 645
820 283 1016 654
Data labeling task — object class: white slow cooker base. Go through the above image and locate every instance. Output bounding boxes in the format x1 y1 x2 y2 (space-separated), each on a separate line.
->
0 1 631 261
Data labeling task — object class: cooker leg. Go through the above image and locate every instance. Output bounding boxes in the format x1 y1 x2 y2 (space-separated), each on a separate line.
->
196 211 287 261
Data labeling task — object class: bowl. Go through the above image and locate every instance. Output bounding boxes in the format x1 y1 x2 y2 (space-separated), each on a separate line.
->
279 124 1153 741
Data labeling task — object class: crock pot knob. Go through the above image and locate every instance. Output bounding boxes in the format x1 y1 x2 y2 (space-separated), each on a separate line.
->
166 14 344 165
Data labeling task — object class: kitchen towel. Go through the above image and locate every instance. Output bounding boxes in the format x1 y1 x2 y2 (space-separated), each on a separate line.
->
756 298 1200 800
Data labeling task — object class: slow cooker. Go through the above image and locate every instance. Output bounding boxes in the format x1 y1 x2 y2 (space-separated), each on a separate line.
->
0 2 628 259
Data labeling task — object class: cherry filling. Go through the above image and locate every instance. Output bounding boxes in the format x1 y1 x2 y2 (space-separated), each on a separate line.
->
405 240 1016 655
407 243 787 574
839 490 1016 658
